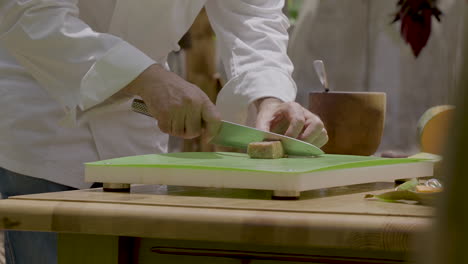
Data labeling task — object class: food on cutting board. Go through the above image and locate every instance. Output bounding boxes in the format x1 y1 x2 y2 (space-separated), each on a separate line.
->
247 141 284 159
417 105 455 155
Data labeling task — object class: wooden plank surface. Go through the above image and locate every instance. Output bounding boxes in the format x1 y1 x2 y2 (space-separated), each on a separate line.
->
11 183 434 217
0 200 431 251
0 183 433 252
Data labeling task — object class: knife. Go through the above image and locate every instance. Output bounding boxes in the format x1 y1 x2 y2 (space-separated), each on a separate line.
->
131 99 324 156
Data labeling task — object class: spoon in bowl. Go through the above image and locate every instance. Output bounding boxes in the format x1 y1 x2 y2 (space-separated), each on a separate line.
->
313 60 330 92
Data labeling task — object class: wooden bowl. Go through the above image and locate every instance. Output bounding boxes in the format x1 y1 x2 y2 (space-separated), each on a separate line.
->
309 91 386 156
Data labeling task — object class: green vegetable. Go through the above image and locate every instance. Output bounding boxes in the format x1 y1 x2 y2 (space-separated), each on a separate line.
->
366 178 439 206
396 178 419 191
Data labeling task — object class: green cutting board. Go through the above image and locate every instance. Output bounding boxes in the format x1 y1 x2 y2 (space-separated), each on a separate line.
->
85 152 434 196
86 152 426 173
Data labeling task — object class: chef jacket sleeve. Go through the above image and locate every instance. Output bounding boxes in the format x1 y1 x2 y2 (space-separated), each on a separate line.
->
0 0 155 122
205 0 297 124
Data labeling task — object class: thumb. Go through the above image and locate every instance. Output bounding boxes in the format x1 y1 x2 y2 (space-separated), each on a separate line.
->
201 100 221 141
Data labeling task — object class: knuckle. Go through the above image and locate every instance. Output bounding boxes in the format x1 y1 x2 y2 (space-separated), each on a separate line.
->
293 117 306 127
320 132 329 141
316 121 325 131
322 135 329 145
322 127 328 135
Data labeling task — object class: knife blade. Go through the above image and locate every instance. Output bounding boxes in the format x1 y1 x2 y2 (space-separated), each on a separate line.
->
131 99 324 156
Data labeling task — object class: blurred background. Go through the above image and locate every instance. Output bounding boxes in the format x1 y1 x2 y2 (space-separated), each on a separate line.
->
166 0 465 156
288 0 463 155
0 1 466 263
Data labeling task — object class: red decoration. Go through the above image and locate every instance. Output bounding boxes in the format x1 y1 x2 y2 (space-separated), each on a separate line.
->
392 0 442 57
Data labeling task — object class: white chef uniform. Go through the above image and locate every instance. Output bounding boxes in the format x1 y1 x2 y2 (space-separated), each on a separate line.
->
0 0 297 189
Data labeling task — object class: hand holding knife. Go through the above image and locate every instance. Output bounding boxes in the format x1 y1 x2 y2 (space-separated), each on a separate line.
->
131 99 323 156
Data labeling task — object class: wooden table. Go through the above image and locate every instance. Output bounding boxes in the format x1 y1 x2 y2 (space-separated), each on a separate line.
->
0 182 433 264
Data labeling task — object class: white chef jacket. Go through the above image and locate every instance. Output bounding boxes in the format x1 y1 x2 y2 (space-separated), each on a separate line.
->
0 0 297 189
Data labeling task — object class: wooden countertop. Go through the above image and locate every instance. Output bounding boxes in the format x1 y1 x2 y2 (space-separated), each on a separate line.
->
0 183 433 252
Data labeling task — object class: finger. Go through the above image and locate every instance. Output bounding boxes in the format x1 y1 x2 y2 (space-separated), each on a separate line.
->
256 111 287 134
256 109 280 132
311 128 329 148
255 112 272 132
283 103 305 138
156 112 171 134
270 115 289 135
171 110 185 138
299 113 324 143
255 98 284 133
157 117 171 135
147 104 171 134
201 100 222 142
184 104 202 139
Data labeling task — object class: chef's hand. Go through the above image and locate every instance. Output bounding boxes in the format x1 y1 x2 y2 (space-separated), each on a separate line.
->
255 98 328 148
124 64 221 139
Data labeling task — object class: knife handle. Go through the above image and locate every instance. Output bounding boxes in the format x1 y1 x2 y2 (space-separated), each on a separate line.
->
131 99 153 118
132 98 210 131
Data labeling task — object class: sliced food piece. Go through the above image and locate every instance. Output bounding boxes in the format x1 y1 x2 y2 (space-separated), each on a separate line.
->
247 141 284 159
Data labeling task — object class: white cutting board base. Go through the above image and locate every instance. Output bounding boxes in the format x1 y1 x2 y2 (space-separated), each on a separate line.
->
86 159 433 198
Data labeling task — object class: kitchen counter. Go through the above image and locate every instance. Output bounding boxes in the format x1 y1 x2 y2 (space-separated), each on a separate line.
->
0 182 433 264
